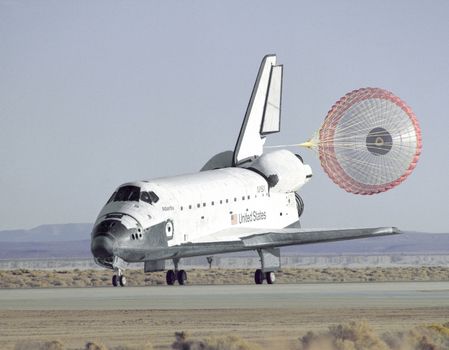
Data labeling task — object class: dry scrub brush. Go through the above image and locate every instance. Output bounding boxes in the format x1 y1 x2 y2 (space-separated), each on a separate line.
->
12 323 449 350
171 331 262 350
2 267 449 288
14 340 65 350
14 340 152 350
297 321 449 350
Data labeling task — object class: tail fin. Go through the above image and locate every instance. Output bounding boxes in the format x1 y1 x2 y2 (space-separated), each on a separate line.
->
233 54 283 166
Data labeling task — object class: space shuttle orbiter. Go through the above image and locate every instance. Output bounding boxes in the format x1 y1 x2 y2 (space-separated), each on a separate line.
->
91 55 400 287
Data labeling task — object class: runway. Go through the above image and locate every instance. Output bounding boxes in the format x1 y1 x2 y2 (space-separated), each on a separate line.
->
2 282 449 349
1 281 449 310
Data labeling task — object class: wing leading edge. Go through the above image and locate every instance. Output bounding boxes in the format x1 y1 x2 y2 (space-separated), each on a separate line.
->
240 226 400 248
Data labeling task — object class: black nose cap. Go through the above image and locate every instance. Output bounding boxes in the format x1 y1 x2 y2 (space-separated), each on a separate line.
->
91 235 114 258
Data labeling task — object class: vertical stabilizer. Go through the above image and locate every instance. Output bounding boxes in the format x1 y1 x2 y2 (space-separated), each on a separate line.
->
233 55 283 166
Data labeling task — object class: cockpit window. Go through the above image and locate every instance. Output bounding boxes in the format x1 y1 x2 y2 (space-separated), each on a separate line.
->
113 186 141 202
106 192 116 204
140 191 151 204
108 186 159 204
149 191 159 203
139 191 159 204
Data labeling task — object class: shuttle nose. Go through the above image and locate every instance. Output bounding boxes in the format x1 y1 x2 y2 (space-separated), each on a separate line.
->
91 235 114 258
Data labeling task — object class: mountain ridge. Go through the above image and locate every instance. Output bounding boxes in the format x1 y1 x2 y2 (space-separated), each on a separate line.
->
0 223 92 242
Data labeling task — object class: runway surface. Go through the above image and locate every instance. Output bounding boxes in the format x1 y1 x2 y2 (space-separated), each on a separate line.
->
1 281 449 310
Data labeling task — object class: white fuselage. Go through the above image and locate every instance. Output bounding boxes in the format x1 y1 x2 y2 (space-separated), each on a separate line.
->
95 164 310 246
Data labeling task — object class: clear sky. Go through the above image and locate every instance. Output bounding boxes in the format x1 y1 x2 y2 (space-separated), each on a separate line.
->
1 1 448 232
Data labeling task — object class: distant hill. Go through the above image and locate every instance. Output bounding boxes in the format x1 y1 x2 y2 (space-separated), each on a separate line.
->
0 223 92 242
0 240 91 259
0 224 448 259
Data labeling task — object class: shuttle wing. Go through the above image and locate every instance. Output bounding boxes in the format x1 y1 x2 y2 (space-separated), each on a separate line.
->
117 226 400 261
237 226 400 248
188 226 400 251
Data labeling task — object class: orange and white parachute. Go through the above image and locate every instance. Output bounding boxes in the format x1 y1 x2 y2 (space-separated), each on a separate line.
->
300 88 422 195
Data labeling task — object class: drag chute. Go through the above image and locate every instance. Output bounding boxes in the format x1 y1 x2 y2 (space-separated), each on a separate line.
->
304 88 422 194
269 88 422 195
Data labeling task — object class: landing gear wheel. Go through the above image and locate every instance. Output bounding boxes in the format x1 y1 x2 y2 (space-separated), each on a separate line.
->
254 269 264 284
266 271 276 284
177 270 187 285
166 270 176 285
112 274 118 287
119 275 127 287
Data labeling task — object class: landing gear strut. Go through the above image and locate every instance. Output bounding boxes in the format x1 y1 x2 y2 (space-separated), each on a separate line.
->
166 258 188 286
112 268 127 287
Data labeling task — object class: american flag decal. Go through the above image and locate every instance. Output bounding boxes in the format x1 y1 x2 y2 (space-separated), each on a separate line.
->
231 214 238 225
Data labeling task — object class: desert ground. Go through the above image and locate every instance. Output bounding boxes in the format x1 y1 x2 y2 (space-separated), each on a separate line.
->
2 268 449 350
4 306 449 349
1 266 449 288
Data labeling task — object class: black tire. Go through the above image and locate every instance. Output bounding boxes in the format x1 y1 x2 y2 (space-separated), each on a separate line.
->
254 269 264 284
119 275 127 287
112 274 118 287
177 270 187 285
166 270 176 285
266 271 276 284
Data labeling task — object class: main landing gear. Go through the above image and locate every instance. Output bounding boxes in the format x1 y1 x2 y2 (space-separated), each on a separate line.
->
253 248 280 285
112 268 127 287
166 269 187 285
254 269 276 284
166 258 188 285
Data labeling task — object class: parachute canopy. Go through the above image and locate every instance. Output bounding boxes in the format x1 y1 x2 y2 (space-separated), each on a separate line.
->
304 88 422 195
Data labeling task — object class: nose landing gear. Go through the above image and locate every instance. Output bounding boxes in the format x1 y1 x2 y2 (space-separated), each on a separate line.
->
108 256 128 287
112 269 127 287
